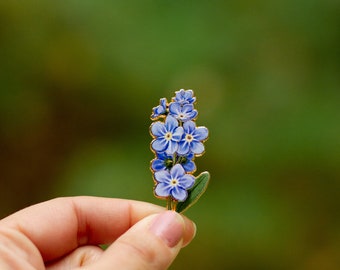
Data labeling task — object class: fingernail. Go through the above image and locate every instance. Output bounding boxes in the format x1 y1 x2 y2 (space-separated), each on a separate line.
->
149 211 184 248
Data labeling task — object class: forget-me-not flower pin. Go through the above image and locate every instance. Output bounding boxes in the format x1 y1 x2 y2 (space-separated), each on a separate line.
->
150 89 210 212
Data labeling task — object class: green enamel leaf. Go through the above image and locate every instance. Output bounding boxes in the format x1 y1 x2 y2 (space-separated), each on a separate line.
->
176 171 210 213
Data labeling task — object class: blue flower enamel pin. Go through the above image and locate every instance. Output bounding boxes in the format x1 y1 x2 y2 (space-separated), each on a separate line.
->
150 89 210 213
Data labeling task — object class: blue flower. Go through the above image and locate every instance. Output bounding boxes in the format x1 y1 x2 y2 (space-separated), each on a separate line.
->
151 152 196 173
151 152 173 171
173 89 196 105
177 121 209 155
151 98 167 119
154 164 195 201
178 152 196 173
151 115 184 155
169 102 198 122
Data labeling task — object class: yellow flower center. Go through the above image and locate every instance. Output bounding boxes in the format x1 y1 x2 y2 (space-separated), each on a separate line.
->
164 132 172 141
185 134 193 142
170 179 178 186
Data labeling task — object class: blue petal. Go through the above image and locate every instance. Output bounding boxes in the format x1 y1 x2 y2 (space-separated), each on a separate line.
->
177 141 190 155
194 126 209 141
188 96 196 104
183 121 196 134
172 126 184 141
156 152 167 159
187 152 194 159
188 109 198 120
151 122 166 137
151 138 168 153
151 108 158 118
154 170 171 183
165 115 178 131
174 89 185 100
151 159 166 171
191 141 205 155
169 102 181 115
182 160 196 172
179 174 195 189
185 89 194 99
182 104 194 113
160 98 167 108
154 106 160 114
170 164 185 180
155 182 171 197
171 187 187 201
165 140 178 155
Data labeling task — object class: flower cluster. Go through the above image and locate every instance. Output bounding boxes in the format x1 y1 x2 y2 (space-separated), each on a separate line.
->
150 89 208 210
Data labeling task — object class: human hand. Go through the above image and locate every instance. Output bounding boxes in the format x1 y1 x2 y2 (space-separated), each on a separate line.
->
0 196 196 269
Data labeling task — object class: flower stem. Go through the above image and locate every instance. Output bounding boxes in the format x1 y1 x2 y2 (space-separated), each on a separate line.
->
172 200 178 211
173 152 177 165
166 196 178 211
166 197 172 210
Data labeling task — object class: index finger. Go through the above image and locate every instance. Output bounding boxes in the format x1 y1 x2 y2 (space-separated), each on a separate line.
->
0 196 164 261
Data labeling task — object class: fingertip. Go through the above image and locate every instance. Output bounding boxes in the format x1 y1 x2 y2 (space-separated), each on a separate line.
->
149 211 184 248
149 211 196 249
181 215 196 247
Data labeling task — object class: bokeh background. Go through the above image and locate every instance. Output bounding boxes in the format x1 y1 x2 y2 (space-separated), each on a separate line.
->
1 1 339 269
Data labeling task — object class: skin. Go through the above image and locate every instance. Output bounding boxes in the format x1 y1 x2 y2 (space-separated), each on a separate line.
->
0 196 196 270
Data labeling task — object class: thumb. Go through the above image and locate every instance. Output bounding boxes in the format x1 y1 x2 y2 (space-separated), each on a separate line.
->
85 211 196 270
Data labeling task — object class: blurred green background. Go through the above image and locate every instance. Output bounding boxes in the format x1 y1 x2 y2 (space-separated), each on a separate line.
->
0 1 339 269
